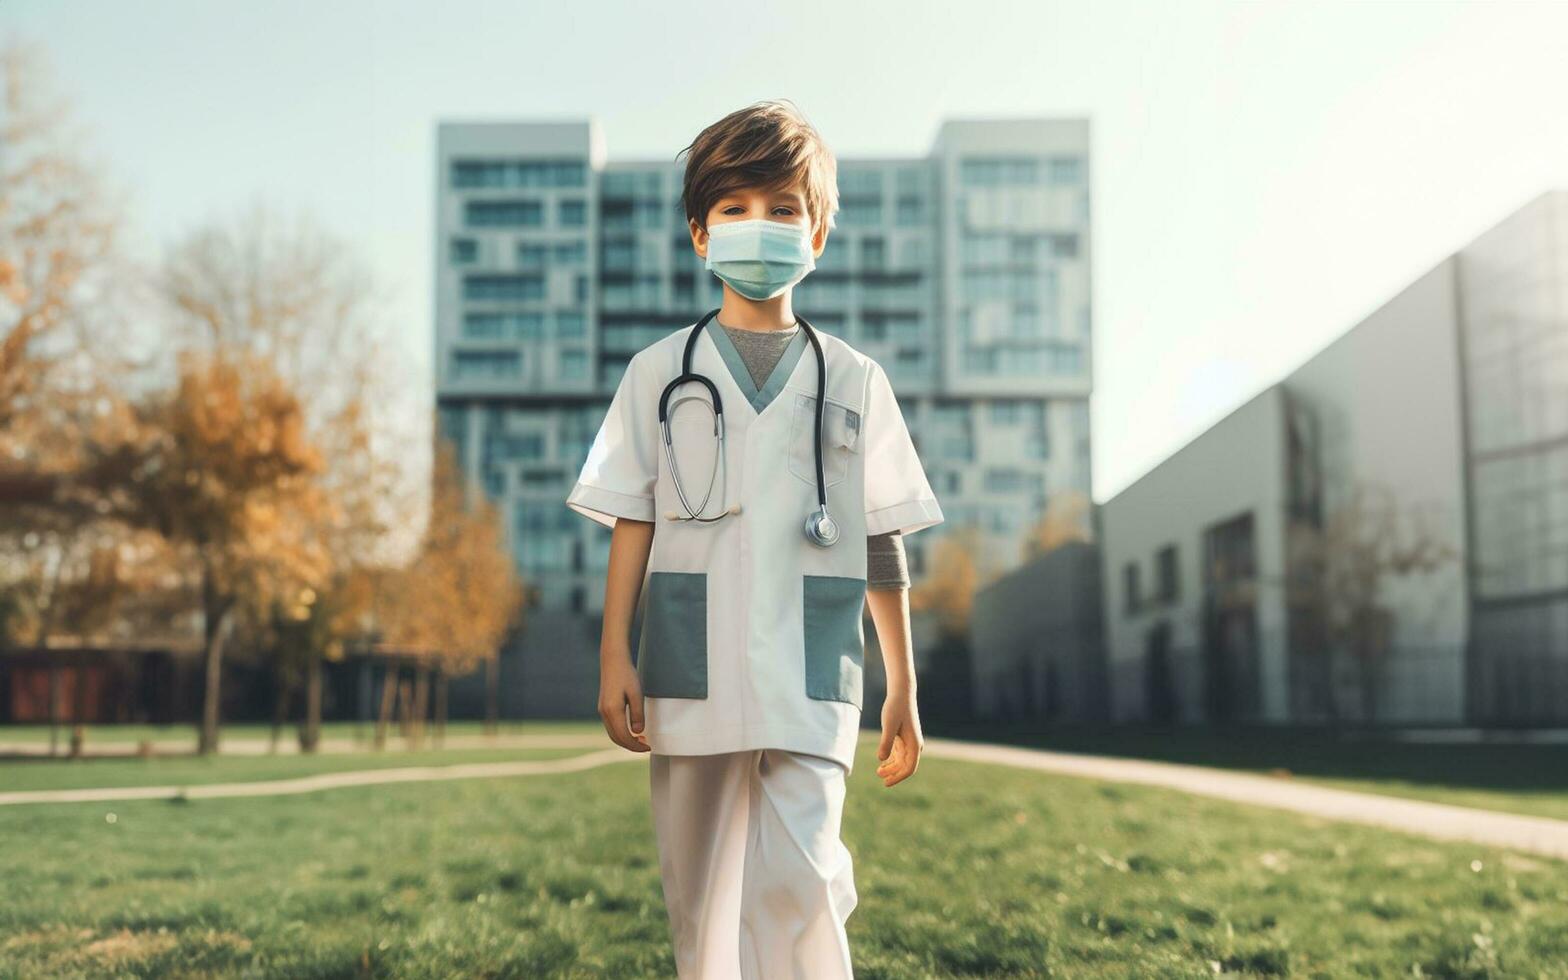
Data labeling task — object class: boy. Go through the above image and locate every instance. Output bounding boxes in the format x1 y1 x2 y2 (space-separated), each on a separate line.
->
565 99 944 979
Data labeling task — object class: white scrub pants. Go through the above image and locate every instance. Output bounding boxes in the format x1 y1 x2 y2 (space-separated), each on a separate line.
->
649 749 858 979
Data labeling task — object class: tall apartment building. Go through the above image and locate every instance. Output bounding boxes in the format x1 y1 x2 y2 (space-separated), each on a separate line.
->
432 117 1093 716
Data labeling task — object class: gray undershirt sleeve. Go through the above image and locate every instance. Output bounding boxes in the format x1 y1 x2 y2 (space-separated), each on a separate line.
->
719 322 911 592
866 530 910 591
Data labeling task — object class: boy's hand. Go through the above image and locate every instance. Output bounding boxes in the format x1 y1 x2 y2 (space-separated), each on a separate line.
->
598 650 650 753
876 691 923 786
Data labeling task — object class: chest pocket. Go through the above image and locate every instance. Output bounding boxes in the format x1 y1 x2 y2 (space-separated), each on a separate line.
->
786 391 861 490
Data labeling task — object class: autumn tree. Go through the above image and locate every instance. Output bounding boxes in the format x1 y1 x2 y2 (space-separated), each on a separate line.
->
372 437 524 748
157 204 409 751
1021 488 1093 561
911 525 983 637
88 352 331 753
0 40 179 755
0 39 120 433
0 38 145 651
0 42 406 754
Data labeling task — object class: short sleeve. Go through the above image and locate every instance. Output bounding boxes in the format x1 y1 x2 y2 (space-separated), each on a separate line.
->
565 352 659 529
861 360 944 536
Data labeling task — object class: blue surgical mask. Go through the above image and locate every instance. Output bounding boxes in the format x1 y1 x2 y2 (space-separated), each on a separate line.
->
704 218 817 300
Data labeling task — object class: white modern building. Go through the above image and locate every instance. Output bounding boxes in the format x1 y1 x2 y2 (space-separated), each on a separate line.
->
432 117 1095 716
1101 190 1568 726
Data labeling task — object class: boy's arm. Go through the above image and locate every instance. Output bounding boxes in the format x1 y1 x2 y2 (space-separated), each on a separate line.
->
866 585 923 787
858 360 938 786
599 516 654 752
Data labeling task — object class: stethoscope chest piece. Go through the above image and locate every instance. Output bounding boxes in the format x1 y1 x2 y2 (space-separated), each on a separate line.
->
803 508 840 548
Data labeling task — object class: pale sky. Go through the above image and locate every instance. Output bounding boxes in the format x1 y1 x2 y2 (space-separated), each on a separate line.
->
6 0 1567 501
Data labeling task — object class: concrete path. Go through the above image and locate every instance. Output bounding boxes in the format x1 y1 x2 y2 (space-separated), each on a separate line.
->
0 746 639 806
923 737 1568 862
4 733 1565 865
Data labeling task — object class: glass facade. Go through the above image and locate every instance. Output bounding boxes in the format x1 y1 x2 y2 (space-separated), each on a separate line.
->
1457 196 1568 724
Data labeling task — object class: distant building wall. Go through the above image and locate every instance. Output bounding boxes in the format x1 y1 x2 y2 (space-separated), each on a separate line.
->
1100 191 1568 727
1101 386 1289 724
1282 258 1469 724
969 539 1107 723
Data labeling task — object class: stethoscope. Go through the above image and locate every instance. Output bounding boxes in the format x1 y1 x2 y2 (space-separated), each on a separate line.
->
658 308 840 548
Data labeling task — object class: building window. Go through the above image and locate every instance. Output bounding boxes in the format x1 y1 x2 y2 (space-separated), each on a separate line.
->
838 198 883 226
1048 156 1082 184
896 196 924 226
983 468 1033 493
450 238 478 264
516 242 548 268
560 348 588 380
555 311 586 338
462 314 506 340
559 199 586 226
960 157 1040 187
860 236 885 271
452 350 521 380
465 200 543 228
438 405 466 452
1124 561 1141 614
1156 544 1179 602
989 399 1022 425
451 159 585 189
465 312 546 340
463 274 544 302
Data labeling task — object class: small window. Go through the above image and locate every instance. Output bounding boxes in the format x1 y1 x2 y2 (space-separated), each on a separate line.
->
860 237 885 271
1156 544 1179 602
1123 561 1141 614
450 238 478 264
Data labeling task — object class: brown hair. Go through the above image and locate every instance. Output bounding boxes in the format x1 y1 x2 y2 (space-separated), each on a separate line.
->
678 99 839 239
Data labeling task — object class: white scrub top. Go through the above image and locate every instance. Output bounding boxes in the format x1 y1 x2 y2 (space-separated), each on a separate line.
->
565 317 944 773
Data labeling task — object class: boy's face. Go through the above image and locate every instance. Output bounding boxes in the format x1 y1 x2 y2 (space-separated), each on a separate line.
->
690 183 828 262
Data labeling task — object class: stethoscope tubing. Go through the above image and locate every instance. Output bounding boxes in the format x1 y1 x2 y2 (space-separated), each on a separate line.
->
657 308 833 537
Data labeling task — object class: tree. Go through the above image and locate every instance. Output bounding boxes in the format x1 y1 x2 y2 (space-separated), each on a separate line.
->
1021 488 1093 561
1282 481 1458 723
0 45 408 754
157 204 409 751
99 352 331 753
0 38 143 655
911 525 983 637
0 39 120 433
372 437 524 748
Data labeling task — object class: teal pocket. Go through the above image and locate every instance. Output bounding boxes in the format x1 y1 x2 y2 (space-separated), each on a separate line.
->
637 571 708 699
802 574 867 709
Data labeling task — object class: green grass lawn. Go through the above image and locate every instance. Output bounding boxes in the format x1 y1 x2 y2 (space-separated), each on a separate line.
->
1 738 1565 978
937 722 1568 824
